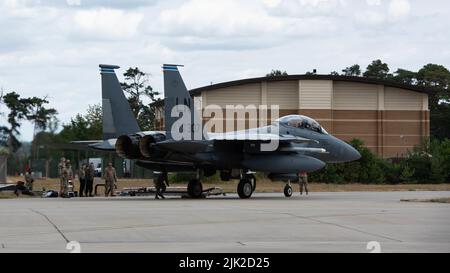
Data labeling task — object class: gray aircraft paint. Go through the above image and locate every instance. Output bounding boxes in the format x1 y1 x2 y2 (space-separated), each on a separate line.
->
163 64 203 141
85 64 361 186
100 64 140 140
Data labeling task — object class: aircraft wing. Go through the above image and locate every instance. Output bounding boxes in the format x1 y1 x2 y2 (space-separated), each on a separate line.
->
70 139 117 151
209 132 318 144
151 132 318 155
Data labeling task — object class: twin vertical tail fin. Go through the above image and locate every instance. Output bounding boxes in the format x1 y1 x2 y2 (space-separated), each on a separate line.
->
163 64 203 140
99 64 201 141
99 64 140 140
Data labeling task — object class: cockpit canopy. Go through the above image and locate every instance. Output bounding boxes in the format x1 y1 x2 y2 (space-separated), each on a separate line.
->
275 115 328 134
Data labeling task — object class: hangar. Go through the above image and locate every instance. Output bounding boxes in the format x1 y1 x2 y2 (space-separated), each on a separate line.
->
152 74 432 158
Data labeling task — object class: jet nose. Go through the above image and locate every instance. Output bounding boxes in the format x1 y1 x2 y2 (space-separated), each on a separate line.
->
343 144 361 162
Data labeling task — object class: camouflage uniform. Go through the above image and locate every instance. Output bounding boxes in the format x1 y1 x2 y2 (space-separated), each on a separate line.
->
85 163 95 197
61 164 69 197
153 172 169 199
103 164 117 197
66 163 73 192
78 164 86 197
24 172 34 191
299 172 308 195
58 158 66 196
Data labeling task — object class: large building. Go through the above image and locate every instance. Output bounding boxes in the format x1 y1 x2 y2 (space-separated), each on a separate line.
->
153 75 432 158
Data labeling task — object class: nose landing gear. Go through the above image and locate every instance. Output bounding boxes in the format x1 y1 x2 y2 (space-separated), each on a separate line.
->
284 181 293 198
237 172 256 199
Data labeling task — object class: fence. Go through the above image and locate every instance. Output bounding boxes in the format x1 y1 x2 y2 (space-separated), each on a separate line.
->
0 156 6 183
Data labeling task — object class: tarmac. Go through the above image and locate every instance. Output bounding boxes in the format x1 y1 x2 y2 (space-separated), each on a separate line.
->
0 191 449 253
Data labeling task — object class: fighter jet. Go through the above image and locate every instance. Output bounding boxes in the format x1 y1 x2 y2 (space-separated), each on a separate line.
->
85 64 361 199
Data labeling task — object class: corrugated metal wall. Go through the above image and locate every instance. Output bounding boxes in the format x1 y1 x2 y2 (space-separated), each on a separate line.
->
299 80 333 109
333 82 378 110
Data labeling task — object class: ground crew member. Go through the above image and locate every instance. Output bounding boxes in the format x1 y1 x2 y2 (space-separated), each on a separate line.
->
103 163 117 197
66 160 74 194
14 180 33 197
299 171 309 195
153 172 169 199
61 162 69 197
24 170 34 191
85 163 95 197
78 164 86 197
58 157 66 196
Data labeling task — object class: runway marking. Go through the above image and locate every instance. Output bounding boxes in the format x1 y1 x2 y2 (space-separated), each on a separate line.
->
279 211 402 243
30 209 70 243
31 215 289 235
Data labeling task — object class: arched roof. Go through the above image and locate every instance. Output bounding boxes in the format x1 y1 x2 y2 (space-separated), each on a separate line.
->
152 74 435 107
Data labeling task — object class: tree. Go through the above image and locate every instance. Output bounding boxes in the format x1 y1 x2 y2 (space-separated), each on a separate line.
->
58 104 102 142
342 64 361 76
363 59 391 80
120 67 160 131
430 104 450 140
0 92 58 153
391 64 450 139
393 68 417 85
26 96 58 137
416 64 450 107
266 70 288 77
1 92 31 153
0 90 6 147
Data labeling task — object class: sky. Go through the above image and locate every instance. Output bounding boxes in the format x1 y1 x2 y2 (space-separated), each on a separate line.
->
0 0 449 141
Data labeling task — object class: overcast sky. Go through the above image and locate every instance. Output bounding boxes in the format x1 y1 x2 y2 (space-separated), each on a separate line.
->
0 0 449 141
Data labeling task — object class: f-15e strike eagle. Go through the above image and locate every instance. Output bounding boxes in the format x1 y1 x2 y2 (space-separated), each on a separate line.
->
81 64 361 199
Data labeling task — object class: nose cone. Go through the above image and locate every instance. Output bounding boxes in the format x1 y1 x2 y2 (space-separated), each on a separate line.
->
342 143 361 162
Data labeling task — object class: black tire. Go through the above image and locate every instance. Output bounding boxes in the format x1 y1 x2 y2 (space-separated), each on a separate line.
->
187 179 203 198
284 185 293 198
237 179 253 199
247 174 256 192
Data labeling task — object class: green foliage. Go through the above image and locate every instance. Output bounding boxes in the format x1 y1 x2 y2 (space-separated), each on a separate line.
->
344 139 385 183
0 146 9 156
430 104 450 140
310 163 344 184
393 63 450 111
342 64 361 76
399 164 415 183
417 64 450 105
266 70 288 77
58 104 102 142
168 172 196 183
393 68 417 85
392 63 450 140
363 59 391 79
311 138 450 184
169 171 223 184
120 67 160 131
0 91 57 153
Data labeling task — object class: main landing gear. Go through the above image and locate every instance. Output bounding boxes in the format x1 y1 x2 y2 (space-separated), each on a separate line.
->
237 173 256 199
187 170 204 199
284 181 293 198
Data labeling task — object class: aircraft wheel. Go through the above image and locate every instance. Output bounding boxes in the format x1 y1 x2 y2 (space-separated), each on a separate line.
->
237 179 253 199
284 184 293 198
187 179 203 198
246 174 257 192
